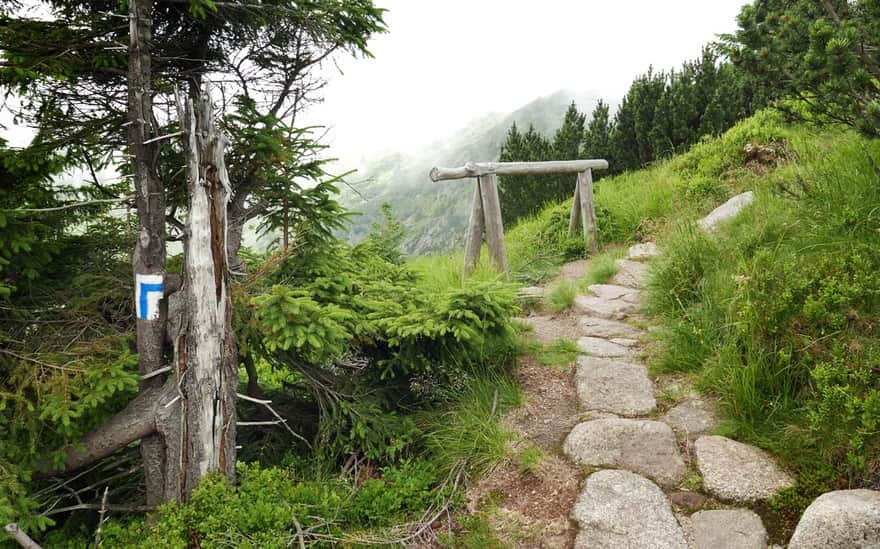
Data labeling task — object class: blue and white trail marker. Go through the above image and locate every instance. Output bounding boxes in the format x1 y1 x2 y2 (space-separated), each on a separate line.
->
136 274 164 321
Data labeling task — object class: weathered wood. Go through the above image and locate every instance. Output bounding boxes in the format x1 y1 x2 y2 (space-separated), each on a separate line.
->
174 87 237 499
568 177 582 236
578 169 599 254
478 173 508 275
463 181 485 276
431 159 608 182
4 523 41 549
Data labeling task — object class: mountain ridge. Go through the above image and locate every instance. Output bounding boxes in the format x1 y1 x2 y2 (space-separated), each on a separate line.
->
338 89 602 254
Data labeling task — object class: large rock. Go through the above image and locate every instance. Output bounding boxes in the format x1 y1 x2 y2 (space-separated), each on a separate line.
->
573 295 637 320
573 284 642 320
575 356 656 416
587 283 642 303
628 242 659 261
694 435 794 501
577 336 632 358
789 489 880 549
662 399 719 439
572 469 687 549
611 258 650 289
692 509 767 549
578 316 645 339
564 418 686 487
698 191 754 232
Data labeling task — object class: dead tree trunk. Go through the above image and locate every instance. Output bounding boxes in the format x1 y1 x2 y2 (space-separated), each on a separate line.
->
45 88 237 503
170 87 237 497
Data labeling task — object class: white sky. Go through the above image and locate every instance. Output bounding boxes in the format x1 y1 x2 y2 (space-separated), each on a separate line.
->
304 0 752 162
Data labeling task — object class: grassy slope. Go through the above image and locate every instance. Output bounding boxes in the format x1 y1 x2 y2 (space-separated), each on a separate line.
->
501 108 880 523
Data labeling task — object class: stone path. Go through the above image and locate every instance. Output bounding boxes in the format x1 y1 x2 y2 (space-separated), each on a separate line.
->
519 192 880 547
559 194 800 548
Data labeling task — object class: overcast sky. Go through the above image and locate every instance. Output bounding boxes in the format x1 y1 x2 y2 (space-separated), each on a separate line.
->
303 0 752 163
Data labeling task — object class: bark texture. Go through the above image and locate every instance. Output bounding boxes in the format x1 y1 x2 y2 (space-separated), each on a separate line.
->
127 0 168 507
173 88 237 498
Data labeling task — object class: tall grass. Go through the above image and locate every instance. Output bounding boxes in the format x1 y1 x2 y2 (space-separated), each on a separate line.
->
421 375 522 476
544 280 577 313
581 247 625 287
646 124 880 495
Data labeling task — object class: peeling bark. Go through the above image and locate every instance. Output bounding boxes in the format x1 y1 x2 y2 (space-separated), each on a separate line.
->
172 88 237 498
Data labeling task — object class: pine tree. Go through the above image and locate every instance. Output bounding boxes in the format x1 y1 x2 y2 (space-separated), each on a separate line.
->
722 0 880 136
582 99 613 168
498 123 555 222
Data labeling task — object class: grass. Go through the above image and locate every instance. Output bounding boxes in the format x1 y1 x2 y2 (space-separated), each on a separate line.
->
544 280 577 313
642 116 880 523
516 445 545 476
422 374 523 476
581 247 625 287
536 338 580 368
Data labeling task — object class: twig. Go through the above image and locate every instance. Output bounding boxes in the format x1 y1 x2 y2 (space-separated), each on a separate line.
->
491 388 499 416
3 524 42 549
93 487 108 548
141 366 171 380
291 515 306 549
142 131 182 145
3 197 132 213
237 392 311 447
41 503 153 517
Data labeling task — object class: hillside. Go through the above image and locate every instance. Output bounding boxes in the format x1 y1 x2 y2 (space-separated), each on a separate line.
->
337 89 600 254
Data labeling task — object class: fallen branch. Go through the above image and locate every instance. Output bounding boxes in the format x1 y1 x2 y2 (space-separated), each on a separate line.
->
3 524 42 549
93 487 109 548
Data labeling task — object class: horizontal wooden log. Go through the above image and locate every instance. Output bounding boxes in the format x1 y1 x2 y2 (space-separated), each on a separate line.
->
39 379 178 475
430 159 608 182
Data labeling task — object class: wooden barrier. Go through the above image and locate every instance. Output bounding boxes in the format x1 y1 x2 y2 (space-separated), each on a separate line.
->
430 159 608 276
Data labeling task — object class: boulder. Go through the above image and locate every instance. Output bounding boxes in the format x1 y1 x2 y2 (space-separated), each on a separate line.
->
578 316 645 339
662 399 719 439
611 258 650 288
698 191 754 232
692 509 767 549
627 242 660 261
789 489 880 549
577 336 632 358
694 435 794 501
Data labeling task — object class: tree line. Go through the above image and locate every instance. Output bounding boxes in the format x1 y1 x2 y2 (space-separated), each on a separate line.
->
498 49 767 223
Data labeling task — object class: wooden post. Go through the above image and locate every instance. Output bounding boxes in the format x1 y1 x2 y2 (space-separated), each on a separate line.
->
463 180 485 276
478 173 509 276
568 176 582 236
578 169 599 255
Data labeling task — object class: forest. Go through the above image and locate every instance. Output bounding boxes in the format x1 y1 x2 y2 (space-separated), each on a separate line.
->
1 0 880 547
